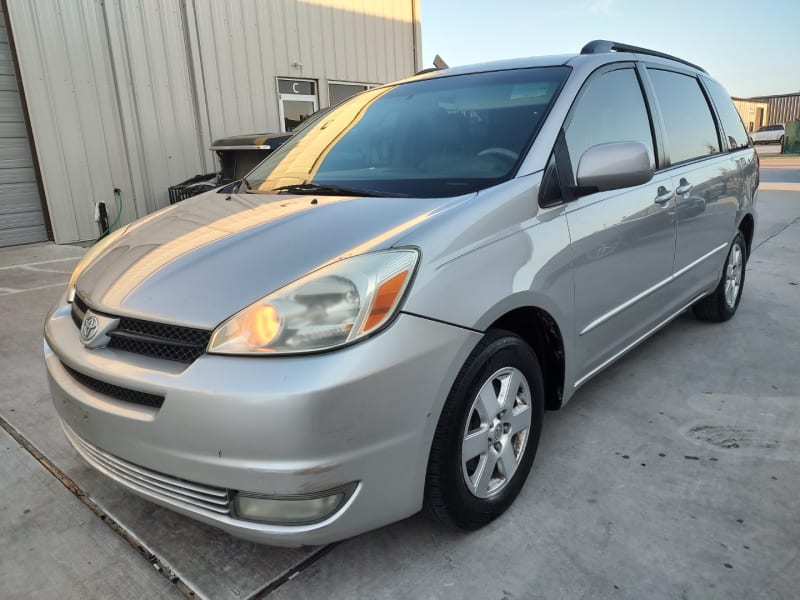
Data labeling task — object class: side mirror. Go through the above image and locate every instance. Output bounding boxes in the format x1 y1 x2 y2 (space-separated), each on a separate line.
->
575 141 654 195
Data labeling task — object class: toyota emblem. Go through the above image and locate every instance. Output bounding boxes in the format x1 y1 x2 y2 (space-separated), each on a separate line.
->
80 315 99 342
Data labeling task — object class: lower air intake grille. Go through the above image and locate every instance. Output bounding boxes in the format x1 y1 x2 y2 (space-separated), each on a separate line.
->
62 424 231 515
61 362 165 409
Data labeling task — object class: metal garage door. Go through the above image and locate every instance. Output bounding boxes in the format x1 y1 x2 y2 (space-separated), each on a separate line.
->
0 7 46 247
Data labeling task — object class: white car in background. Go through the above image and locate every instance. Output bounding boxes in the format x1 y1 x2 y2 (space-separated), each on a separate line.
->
750 123 784 145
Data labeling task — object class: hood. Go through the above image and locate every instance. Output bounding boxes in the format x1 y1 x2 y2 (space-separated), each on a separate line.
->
75 191 468 329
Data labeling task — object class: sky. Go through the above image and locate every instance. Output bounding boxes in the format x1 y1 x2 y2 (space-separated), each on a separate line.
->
420 0 800 98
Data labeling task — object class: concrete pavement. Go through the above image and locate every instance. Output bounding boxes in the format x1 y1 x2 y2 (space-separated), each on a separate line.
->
1 176 799 599
0 427 181 600
270 188 800 600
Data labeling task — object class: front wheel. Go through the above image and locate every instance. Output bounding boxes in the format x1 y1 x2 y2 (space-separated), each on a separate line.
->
693 232 747 322
424 329 544 529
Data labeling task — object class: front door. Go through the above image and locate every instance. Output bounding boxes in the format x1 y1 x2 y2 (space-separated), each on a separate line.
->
557 66 677 383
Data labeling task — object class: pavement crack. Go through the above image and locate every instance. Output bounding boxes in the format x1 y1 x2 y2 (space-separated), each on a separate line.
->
754 213 800 251
246 543 340 599
0 414 199 599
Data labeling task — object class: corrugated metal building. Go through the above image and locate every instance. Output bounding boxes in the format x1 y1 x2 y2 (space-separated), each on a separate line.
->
0 3 48 246
732 98 769 132
748 93 800 126
1 0 421 246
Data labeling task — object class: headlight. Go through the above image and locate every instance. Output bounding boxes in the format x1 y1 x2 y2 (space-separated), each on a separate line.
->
66 227 129 302
208 249 418 355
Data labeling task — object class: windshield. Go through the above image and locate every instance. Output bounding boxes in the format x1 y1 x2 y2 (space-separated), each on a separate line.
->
244 67 570 198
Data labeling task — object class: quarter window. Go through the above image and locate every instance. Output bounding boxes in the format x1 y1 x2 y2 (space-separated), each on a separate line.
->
702 78 749 151
565 68 655 182
648 70 720 163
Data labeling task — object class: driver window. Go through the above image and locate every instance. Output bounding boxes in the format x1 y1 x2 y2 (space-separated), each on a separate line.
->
565 68 655 183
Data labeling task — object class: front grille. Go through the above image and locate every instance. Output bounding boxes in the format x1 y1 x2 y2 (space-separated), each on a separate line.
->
63 424 231 515
71 295 89 328
108 317 211 363
71 295 211 364
61 362 165 409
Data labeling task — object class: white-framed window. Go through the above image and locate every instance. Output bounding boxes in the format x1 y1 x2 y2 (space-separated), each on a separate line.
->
277 78 319 132
328 81 374 107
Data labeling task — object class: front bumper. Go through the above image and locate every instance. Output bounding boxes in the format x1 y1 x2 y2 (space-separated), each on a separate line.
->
45 301 480 546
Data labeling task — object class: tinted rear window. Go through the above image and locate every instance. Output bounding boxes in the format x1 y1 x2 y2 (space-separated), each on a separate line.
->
649 69 720 164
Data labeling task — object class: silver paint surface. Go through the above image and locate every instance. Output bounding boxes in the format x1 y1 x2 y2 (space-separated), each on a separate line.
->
44 50 758 545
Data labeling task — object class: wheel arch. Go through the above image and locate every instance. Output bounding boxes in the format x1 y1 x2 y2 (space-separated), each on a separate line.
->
738 213 755 258
489 306 566 411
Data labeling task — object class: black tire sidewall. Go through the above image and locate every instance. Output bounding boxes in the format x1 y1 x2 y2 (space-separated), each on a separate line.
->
427 330 545 529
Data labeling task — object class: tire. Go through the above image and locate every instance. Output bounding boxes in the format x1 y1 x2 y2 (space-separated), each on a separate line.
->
424 329 544 529
693 232 747 322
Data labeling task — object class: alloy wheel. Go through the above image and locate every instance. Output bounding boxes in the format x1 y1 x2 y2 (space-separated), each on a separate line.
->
724 242 744 308
461 367 532 498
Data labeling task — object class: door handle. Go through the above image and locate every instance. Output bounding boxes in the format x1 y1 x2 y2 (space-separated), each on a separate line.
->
676 178 693 195
654 186 674 205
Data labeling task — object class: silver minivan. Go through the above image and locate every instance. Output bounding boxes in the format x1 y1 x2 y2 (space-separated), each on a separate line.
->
44 41 758 546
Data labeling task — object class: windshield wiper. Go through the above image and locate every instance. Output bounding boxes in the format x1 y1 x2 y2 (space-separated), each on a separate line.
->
270 182 398 197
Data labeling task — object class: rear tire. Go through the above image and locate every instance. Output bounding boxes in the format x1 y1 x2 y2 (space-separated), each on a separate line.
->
424 329 544 529
693 232 747 322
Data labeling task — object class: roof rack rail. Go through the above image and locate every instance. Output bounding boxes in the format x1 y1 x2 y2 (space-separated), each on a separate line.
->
580 40 707 74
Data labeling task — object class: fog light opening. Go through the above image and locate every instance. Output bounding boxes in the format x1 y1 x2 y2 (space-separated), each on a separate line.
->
233 483 357 525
